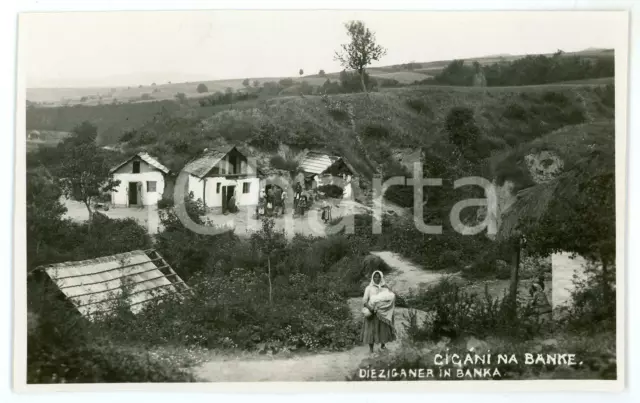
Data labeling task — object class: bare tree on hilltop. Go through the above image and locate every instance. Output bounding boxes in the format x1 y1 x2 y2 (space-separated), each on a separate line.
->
334 20 386 94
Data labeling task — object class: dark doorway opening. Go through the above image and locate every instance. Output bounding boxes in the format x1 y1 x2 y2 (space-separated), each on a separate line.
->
128 182 138 205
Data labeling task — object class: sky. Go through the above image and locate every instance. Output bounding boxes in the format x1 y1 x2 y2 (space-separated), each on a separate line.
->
22 10 622 88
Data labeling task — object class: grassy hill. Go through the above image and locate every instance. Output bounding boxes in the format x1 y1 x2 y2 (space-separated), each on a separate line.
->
99 82 613 177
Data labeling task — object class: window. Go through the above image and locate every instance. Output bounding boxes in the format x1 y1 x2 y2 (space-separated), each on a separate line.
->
147 181 157 192
216 183 221 194
132 160 141 174
242 182 251 194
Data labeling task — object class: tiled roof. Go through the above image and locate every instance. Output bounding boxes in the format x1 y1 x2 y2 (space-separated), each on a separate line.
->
36 250 189 319
110 152 171 174
182 146 235 178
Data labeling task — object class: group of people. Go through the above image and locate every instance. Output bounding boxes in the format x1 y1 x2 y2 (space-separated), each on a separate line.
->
257 185 286 217
358 255 553 354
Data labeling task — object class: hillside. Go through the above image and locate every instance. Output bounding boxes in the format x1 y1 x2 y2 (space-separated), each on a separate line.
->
26 81 615 178
107 82 613 180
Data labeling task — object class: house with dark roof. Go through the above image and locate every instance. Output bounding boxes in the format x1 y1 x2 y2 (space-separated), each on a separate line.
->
299 151 358 199
184 146 261 211
109 152 171 207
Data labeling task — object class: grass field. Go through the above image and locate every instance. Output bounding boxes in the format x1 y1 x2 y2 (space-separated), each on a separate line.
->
369 71 433 84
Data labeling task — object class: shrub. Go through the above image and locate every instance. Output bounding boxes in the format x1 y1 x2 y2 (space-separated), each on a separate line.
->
503 103 529 120
119 129 136 142
405 278 540 341
175 92 187 103
157 196 174 209
557 260 616 332
361 124 390 140
406 98 431 115
444 107 480 151
269 155 299 173
595 84 614 108
196 83 209 93
250 122 284 151
26 285 194 384
140 93 152 101
542 91 570 106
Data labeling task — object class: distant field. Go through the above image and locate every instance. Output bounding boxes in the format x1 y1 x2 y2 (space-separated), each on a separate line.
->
26 130 71 153
370 71 432 84
28 76 326 106
27 47 613 106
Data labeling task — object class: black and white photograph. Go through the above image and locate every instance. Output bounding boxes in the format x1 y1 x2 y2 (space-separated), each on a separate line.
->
13 9 628 391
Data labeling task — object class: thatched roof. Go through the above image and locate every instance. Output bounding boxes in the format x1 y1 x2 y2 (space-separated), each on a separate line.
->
34 250 190 319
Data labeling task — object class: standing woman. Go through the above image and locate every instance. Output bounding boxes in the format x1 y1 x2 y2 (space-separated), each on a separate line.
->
362 269 396 353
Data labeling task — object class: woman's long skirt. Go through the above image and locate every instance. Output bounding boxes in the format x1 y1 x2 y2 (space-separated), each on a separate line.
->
362 314 395 344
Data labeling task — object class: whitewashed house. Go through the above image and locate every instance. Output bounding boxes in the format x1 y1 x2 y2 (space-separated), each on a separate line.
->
183 146 261 211
110 152 171 207
299 151 358 199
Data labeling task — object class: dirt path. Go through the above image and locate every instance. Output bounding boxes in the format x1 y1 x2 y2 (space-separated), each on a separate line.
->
194 251 445 382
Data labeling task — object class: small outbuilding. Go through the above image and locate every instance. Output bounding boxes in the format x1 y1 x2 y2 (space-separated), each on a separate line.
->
299 150 358 199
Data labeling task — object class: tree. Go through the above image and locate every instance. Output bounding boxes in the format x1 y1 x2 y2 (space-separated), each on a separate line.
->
250 217 287 305
319 69 326 77
175 92 187 104
196 83 209 93
27 170 68 266
56 142 120 224
60 121 99 149
252 80 260 88
242 78 250 87
299 69 304 77
334 20 387 93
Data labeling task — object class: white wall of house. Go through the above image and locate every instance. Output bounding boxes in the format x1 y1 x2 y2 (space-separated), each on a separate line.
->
203 176 260 207
188 174 205 202
111 160 165 206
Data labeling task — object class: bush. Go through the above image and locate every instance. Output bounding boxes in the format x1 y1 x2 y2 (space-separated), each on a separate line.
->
503 103 529 120
406 98 431 115
595 84 614 108
28 339 196 383
26 284 194 384
269 155 298 172
175 92 187 103
542 91 570 106
557 260 616 332
119 129 136 142
405 278 540 341
140 93 152 101
157 196 174 209
361 124 390 140
196 83 209 93
445 107 480 151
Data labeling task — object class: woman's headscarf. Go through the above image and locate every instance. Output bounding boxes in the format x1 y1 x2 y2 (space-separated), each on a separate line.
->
370 270 386 288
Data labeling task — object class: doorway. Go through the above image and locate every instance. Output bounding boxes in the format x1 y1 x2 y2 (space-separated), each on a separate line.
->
128 182 141 206
221 185 236 213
